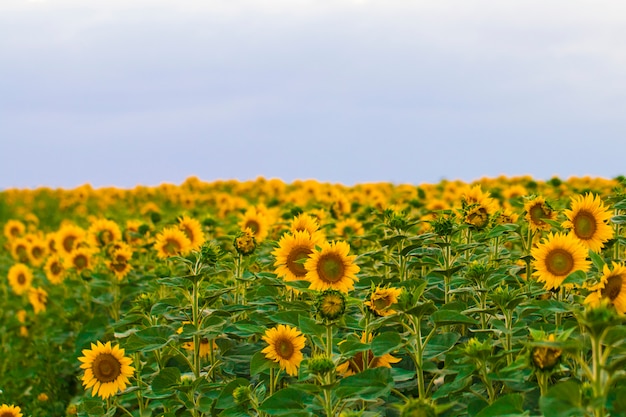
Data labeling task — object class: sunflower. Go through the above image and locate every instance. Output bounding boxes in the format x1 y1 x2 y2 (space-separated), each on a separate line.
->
365 286 403 317
56 224 86 256
531 232 590 290
336 333 401 377
44 255 65 285
290 213 322 237
106 245 133 280
65 247 96 273
27 237 48 267
177 215 206 251
261 324 306 376
0 404 23 417
524 196 557 232
88 218 122 249
305 241 360 293
3 219 26 240
334 218 365 240
28 287 48 314
182 338 217 358
9 237 30 263
531 334 562 371
584 262 626 314
153 227 192 259
463 205 490 229
7 263 33 295
124 220 143 244
272 230 319 282
460 185 499 215
562 193 613 253
239 207 270 242
78 341 135 399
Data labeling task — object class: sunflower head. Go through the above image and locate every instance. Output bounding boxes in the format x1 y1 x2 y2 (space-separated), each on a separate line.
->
364 286 402 317
315 289 346 322
530 334 562 372
0 404 23 417
531 232 591 290
261 324 306 376
234 229 257 256
523 195 557 232
562 193 614 252
78 340 135 400
304 240 360 293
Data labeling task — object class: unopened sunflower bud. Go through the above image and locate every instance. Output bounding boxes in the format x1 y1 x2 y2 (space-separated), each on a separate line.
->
309 355 335 375
201 241 222 267
315 289 346 322
233 385 252 406
399 397 438 417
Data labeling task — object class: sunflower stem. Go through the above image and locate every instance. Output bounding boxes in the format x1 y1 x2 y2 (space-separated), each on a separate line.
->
192 278 201 379
326 324 333 360
591 331 608 417
134 352 147 414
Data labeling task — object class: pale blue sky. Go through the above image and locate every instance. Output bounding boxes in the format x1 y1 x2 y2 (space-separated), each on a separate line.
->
2 0 626 189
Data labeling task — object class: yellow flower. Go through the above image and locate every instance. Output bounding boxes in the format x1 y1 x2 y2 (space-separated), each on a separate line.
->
261 324 306 376
0 404 23 417
584 262 626 314
44 254 66 285
305 241 360 293
239 207 270 242
531 232 590 290
106 245 133 280
178 215 206 251
562 193 614 253
531 334 562 371
272 231 319 282
153 227 192 259
337 333 401 377
7 263 33 295
65 247 96 273
28 287 48 314
88 218 122 249
524 196 557 232
3 219 26 240
78 341 135 399
55 223 86 256
334 218 365 239
290 213 323 237
365 287 403 317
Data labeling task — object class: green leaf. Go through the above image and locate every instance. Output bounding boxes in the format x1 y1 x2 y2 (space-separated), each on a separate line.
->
423 332 460 359
250 351 277 376
123 325 174 353
260 387 313 415
539 380 585 417
404 300 437 318
431 310 478 327
151 367 181 396
561 270 587 287
370 331 404 357
298 316 326 338
475 393 527 417
335 367 394 401
337 334 370 357
588 249 606 271
611 215 626 225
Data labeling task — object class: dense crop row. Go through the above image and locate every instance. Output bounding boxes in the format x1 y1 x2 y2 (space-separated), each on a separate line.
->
2 175 626 417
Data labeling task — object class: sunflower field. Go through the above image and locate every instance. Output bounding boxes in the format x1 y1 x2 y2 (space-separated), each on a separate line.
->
3 175 626 417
